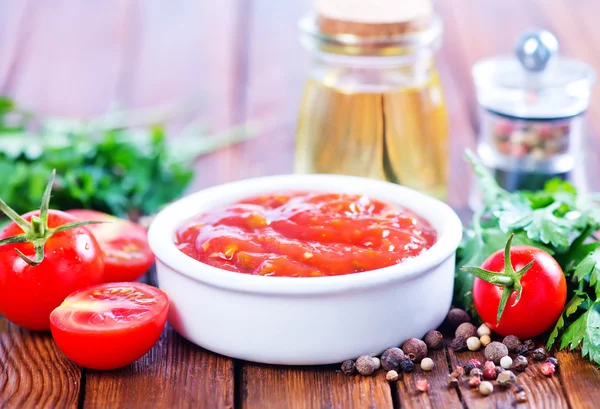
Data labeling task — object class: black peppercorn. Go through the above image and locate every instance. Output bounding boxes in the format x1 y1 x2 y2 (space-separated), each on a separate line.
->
451 336 467 352
532 348 547 361
502 335 521 353
446 308 470 329
381 347 405 371
462 361 476 373
546 357 559 369
355 355 376 376
523 339 536 350
484 342 509 364
402 338 428 363
399 358 414 373
510 355 528 372
423 330 444 350
495 366 506 376
341 360 356 375
515 344 530 356
455 322 477 339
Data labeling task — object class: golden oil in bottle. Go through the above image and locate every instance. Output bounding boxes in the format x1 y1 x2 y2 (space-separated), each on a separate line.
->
296 14 448 201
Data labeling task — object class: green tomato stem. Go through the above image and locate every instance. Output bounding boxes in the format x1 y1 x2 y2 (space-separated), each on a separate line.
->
460 233 535 326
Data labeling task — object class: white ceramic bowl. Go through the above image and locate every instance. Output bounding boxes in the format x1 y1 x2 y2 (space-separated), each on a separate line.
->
148 174 462 365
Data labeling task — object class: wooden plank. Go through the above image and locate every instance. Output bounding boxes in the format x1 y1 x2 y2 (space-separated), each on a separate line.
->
0 318 81 409
556 349 600 409
82 326 234 409
240 364 393 409
447 345 570 409
3 0 131 117
394 349 463 409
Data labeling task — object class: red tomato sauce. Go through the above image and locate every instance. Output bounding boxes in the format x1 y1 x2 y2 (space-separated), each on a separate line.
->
175 193 437 277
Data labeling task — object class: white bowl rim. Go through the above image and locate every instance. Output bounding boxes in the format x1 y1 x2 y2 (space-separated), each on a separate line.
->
148 174 462 295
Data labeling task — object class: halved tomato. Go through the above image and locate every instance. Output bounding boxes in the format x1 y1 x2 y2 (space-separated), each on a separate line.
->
66 209 155 282
50 282 168 370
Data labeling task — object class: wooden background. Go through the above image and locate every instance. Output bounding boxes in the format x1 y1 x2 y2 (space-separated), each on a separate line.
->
1 0 600 408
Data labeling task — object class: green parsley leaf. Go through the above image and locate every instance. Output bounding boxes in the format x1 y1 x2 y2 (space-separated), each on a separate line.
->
574 249 600 299
560 301 600 366
547 295 586 349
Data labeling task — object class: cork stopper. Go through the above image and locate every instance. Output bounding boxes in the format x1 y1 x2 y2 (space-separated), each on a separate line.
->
315 0 433 37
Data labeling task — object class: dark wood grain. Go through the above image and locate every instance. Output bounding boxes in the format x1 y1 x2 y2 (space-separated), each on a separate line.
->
0 318 81 409
241 363 393 409
394 349 463 409
82 326 234 409
556 349 600 409
447 346 570 409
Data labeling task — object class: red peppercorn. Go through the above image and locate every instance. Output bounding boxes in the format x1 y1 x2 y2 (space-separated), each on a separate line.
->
483 368 497 380
541 362 556 376
483 361 495 371
469 358 482 368
416 379 430 392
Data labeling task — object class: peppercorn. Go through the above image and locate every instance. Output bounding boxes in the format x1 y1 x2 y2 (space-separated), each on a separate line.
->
372 357 381 371
514 384 525 393
399 358 414 373
541 362 555 376
455 322 477 339
416 379 429 392
516 391 527 402
546 357 559 369
483 368 496 380
523 339 536 350
341 360 356 375
532 348 547 361
381 348 405 371
480 334 492 346
450 336 467 352
470 368 483 377
500 356 513 369
386 370 399 382
355 355 375 376
479 381 494 396
468 376 481 388
469 358 482 368
446 308 470 329
502 335 521 353
485 342 509 364
515 344 529 356
477 324 491 337
462 361 476 373
420 357 435 372
495 366 506 377
446 375 459 388
467 336 481 351
497 370 517 387
450 365 464 378
402 338 428 363
423 330 444 350
483 360 495 370
510 355 528 372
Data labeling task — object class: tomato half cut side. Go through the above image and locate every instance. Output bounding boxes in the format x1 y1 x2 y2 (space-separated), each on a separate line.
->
66 209 155 282
50 282 169 370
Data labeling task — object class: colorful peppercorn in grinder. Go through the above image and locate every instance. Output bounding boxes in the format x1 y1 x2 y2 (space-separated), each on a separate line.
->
470 29 595 203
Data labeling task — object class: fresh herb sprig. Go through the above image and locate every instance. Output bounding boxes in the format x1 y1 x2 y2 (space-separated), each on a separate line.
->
0 96 256 220
456 150 600 366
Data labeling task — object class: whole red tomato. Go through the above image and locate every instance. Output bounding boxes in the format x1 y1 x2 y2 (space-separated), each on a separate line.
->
50 282 168 370
0 210 104 330
469 235 567 338
66 209 154 282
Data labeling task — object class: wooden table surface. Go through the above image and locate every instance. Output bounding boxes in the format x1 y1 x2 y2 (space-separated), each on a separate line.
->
1 1 600 408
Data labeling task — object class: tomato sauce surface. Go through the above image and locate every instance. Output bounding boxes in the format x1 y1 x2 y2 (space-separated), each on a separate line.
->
175 193 437 277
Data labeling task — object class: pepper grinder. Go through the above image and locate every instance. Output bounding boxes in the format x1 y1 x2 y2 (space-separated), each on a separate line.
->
469 29 595 209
